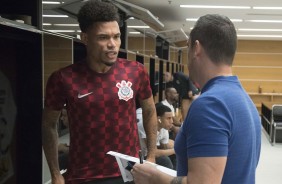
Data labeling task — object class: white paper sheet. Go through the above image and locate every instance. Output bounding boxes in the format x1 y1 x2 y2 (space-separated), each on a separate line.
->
107 151 176 182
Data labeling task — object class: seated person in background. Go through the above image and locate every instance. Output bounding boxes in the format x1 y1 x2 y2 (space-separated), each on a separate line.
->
137 103 175 170
161 87 181 139
165 72 200 120
162 87 181 125
57 108 69 170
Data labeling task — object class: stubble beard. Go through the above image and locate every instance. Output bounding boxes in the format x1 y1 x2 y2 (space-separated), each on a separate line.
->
104 60 115 66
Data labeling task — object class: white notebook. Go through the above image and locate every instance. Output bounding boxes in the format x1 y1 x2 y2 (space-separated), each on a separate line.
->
107 151 176 182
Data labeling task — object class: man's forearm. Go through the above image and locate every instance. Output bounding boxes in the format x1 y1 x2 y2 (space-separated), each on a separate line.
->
181 99 191 120
172 116 182 126
141 97 158 161
155 148 175 157
42 108 62 178
42 124 61 177
143 112 157 160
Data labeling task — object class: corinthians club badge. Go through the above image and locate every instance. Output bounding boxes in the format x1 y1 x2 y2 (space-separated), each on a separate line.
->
116 80 133 101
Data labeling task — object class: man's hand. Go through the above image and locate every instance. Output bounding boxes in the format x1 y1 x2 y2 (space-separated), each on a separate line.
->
131 163 159 184
145 155 156 163
51 174 65 184
58 143 69 154
132 163 174 184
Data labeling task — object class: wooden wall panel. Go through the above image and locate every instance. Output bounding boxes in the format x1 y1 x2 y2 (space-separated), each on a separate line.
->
169 47 178 62
128 37 156 56
273 95 282 102
144 55 150 73
234 40 282 113
249 94 272 105
43 34 72 95
127 37 282 113
181 49 188 74
233 66 282 80
234 53 282 66
241 80 282 93
127 51 136 61
44 49 72 61
237 40 282 53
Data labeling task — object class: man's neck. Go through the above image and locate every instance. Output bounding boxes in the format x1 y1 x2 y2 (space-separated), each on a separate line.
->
166 99 173 105
86 57 112 73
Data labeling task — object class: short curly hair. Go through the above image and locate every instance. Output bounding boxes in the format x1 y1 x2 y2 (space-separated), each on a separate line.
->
77 0 120 32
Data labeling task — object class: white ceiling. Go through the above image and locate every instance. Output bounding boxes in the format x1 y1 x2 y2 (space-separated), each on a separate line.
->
43 0 282 43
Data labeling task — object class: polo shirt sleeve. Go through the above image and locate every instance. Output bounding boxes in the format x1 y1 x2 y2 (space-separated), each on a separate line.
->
184 96 232 158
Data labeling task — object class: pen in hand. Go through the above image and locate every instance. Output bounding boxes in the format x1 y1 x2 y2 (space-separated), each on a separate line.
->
139 150 143 164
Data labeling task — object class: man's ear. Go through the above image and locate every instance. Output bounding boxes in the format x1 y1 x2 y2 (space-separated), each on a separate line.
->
80 32 88 45
194 40 201 56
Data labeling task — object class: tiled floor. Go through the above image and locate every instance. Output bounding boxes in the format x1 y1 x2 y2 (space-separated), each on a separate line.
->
256 129 282 184
42 128 282 184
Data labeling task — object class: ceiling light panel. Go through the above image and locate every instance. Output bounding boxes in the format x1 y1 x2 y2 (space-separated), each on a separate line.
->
42 1 61 4
47 30 77 32
253 7 282 10
43 15 69 18
129 32 141 34
246 20 282 23
238 29 282 32
238 34 282 38
180 5 251 9
127 26 150 28
53 24 79 26
186 18 242 22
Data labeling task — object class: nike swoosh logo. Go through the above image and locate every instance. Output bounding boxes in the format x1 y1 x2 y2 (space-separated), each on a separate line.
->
78 92 93 98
